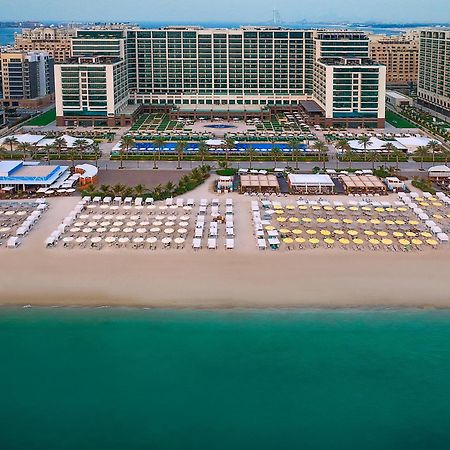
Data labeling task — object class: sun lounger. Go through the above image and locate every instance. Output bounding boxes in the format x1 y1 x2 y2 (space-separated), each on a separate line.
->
192 238 202 250
257 238 267 250
208 238 217 249
226 239 234 250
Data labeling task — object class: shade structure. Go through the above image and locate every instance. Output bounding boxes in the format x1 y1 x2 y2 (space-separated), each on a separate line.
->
162 237 172 244
289 217 299 223
411 239 423 245
347 230 358 236
339 238 350 245
75 237 86 243
283 238 294 244
164 228 175 234
295 237 306 243
279 228 291 234
277 217 287 222
292 229 303 235
133 237 144 243
370 219 381 225
393 232 404 238
306 229 317 235
399 239 410 246
334 230 344 235
265 225 275 231
302 218 312 223
105 236 116 243
177 228 187 234
421 232 432 238
118 237 129 243
377 231 388 237
381 239 393 245
62 237 74 243
353 238 364 245
369 238 380 245
146 237 157 244
324 238 335 245
309 238 320 245
426 239 438 246
364 230 374 236
320 230 331 236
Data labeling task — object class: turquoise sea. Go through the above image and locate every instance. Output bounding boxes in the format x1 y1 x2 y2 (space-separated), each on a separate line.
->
1 308 450 450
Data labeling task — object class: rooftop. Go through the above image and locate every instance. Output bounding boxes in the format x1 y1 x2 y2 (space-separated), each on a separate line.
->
319 57 382 66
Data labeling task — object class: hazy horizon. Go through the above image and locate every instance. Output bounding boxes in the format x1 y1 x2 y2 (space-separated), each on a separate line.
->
2 0 450 24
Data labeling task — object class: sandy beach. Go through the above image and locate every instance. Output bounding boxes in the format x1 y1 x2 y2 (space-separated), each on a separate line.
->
1 190 450 309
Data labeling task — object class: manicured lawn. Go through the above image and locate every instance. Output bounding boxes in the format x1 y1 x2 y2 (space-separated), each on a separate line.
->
385 110 416 129
25 108 56 126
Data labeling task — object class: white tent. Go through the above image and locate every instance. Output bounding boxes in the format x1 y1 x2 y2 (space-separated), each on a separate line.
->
348 137 406 151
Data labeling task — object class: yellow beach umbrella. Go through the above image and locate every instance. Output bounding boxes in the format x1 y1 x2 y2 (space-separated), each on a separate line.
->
324 238 335 245
349 206 359 211
398 207 407 212
339 238 350 245
334 230 345 235
274 204 282 209
421 231 432 238
393 231 404 238
409 220 419 225
274 209 285 215
369 238 380 245
357 218 367 224
370 219 381 225
395 220 405 225
277 217 287 223
432 202 443 207
336 206 345 211
361 206 372 211
343 218 353 224
317 218 327 223
288 217 299 223
302 217 312 223
353 238 364 245
419 202 429 207
347 230 358 236
265 225 275 231
309 238 320 245
286 205 295 210
399 239 410 246
299 205 308 210
364 230 375 236
381 238 393 245
415 197 424 202
426 239 438 246
386 207 395 212
447 214 450 219
375 207 384 212
320 230 331 236
324 206 333 211
283 238 294 244
412 239 423 245
295 237 306 243
433 214 443 220
306 229 317 235
280 228 291 234
377 231 388 237
329 218 339 224
405 231 416 237
385 220 395 225
312 205 321 210
292 229 303 235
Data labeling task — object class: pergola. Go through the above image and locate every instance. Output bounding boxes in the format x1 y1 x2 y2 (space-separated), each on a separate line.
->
340 175 387 195
239 174 280 194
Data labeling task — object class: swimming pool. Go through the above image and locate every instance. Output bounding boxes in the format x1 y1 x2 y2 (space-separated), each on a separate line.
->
204 124 237 129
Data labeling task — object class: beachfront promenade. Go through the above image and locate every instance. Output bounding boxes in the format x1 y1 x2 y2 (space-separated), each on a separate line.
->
1 180 450 307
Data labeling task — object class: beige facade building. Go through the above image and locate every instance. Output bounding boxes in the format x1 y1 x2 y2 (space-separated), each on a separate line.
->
14 27 76 63
369 32 419 87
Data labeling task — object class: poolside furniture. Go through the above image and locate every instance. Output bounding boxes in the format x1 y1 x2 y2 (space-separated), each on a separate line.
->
257 238 267 250
226 239 235 250
208 238 217 249
192 238 202 250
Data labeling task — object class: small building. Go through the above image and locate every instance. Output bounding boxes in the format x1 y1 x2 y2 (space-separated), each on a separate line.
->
428 165 450 181
75 164 98 188
239 174 279 194
340 174 387 195
385 176 406 192
386 91 413 109
217 176 234 192
287 174 335 194
0 160 69 191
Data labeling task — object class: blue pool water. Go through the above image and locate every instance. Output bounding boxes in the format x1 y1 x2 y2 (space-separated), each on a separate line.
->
127 142 308 154
204 124 237 129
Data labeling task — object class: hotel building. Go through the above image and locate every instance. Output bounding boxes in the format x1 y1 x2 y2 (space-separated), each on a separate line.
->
14 27 76 63
1 51 55 108
369 32 419 89
417 28 450 119
55 27 386 127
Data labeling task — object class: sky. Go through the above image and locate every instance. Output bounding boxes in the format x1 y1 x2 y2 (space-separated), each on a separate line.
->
2 0 450 24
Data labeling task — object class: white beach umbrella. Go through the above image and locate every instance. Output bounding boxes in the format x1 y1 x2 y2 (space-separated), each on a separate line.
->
146 237 157 244
91 236 102 243
109 227 121 233
123 227 134 233
76 237 87 243
105 236 116 243
162 237 172 244
150 227 161 233
136 228 147 234
118 237 130 244
164 228 175 234
133 237 144 244
63 237 74 243
174 237 185 245
82 227 93 233
179 221 189 227
177 228 187 234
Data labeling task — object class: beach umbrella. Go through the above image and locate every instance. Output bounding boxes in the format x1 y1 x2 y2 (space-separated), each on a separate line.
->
140 221 150 226
381 238 393 245
277 217 287 223
411 239 423 246
433 214 444 220
174 237 185 245
79 214 89 220
74 221 85 227
130 215 140 221
162 237 172 245
123 227 134 233
334 230 344 236
292 229 303 235
75 237 87 243
265 225 275 231
409 220 419 226
288 217 299 223
274 210 285 215
136 228 147 234
364 230 374 236
370 219 381 225
349 206 359 211
117 215 127 220
63 237 74 243
133 237 144 244
384 220 395 225
164 228 175 234
398 207 407 212
183 206 192 211
369 238 380 245
426 239 438 246
113 221 124 227
361 206 372 211
405 231 416 238
353 238 364 245
298 205 308 210
339 238 350 245
399 239 410 246
317 218 326 223
165 221 175 227
109 227 121 233
152 221 163 226
347 230 358 236
96 227 107 233
280 228 291 235
302 218 312 223
159 205 168 211
105 237 116 243
306 229 317 235
91 236 102 243
324 206 333 211
309 238 320 245
377 231 388 237
283 238 294 244
343 219 353 224
324 238 335 245
273 204 283 210
421 232 432 238
356 218 367 224
419 202 429 207
82 227 93 233
295 237 306 244
375 207 384 213
146 237 157 244
118 237 130 244
93 214 103 220
393 231 404 238
180 215 190 221
395 220 405 225
155 215 165 221
329 218 339 224
286 205 295 210
69 227 80 233
336 207 346 212
177 228 187 234
320 230 331 236
432 202 443 207
386 208 395 213
311 206 321 211
100 221 111 227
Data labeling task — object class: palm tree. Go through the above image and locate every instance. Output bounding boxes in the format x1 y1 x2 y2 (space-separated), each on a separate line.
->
73 138 89 158
288 139 301 170
442 147 450 167
224 137 235 168
134 184 147 197
53 137 67 160
16 142 32 160
92 143 100 168
111 183 126 198
247 145 256 170
358 135 372 161
383 142 400 170
367 150 381 170
119 135 135 169
44 143 54 164
414 145 429 171
164 181 176 197
4 136 18 155
152 184 164 200
175 140 187 170
313 140 328 171
197 141 209 166
152 137 165 170
99 184 111 197
427 140 442 164
68 146 77 169
270 146 282 169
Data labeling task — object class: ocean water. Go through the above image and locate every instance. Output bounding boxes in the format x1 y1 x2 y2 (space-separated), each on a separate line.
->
0 28 19 46
1 308 450 450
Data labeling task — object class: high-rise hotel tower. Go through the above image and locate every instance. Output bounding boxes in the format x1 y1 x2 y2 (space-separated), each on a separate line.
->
55 27 386 127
